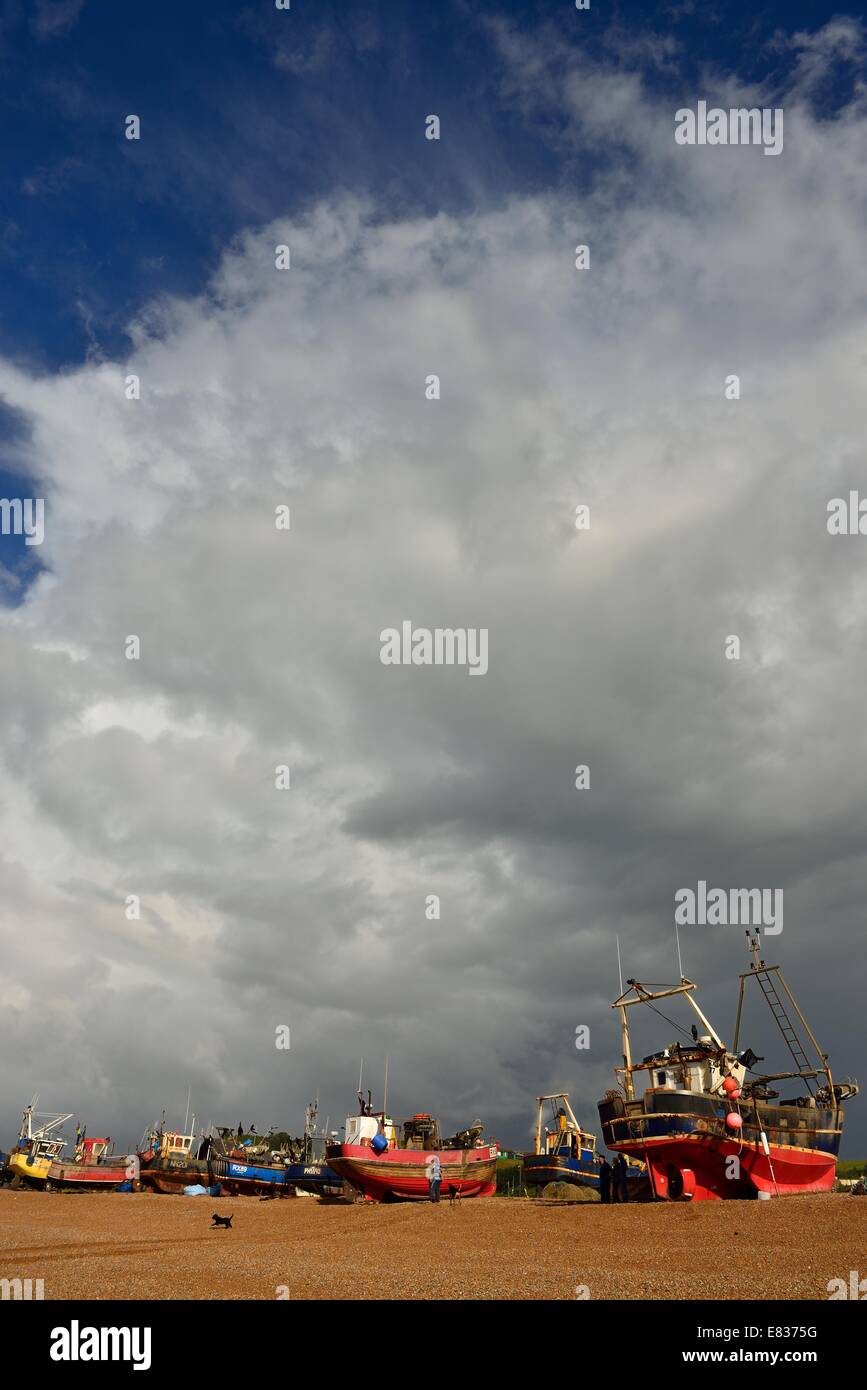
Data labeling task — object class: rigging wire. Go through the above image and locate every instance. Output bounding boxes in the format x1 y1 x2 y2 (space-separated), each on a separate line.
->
642 1000 695 1041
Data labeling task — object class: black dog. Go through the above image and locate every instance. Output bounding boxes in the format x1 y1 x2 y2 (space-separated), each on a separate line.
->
210 1212 233 1228
447 1185 460 1207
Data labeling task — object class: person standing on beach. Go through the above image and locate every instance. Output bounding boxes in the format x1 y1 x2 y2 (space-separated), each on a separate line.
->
597 1155 612 1204
426 1153 442 1203
612 1153 629 1203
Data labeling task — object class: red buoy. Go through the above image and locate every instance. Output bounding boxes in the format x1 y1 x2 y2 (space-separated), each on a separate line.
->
725 1112 743 1131
722 1076 738 1094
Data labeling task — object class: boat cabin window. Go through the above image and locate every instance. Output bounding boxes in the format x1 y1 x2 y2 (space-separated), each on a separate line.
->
654 1066 691 1090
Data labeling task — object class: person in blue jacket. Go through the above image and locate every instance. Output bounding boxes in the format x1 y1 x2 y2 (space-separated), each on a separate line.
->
425 1153 442 1202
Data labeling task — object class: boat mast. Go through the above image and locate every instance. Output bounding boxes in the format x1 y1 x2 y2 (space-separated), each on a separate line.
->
560 1093 582 1133
618 996 634 1098
19 1102 73 1145
682 991 725 1049
535 1093 582 1150
612 978 726 1097
615 938 635 1099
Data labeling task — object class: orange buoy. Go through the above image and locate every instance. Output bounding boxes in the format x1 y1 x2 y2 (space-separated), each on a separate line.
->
722 1076 738 1094
725 1112 743 1131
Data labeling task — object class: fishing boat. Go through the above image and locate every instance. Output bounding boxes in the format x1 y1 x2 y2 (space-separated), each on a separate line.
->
45 1134 129 1191
597 931 859 1201
7 1102 71 1188
211 1104 343 1197
522 1093 647 1197
209 1128 290 1196
138 1124 212 1193
522 1094 602 1193
280 1100 345 1198
325 1092 498 1202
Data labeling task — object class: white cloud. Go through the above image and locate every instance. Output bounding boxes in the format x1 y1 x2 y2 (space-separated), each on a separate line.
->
1 22 865 1145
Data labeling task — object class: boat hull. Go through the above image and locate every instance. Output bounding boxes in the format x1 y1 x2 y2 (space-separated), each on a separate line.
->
207 1153 345 1197
326 1142 498 1202
522 1152 600 1191
282 1161 345 1197
139 1158 211 1194
8 1152 52 1186
46 1162 128 1190
598 1091 843 1200
210 1156 289 1196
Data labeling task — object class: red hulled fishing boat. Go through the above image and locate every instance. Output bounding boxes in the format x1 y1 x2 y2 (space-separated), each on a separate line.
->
326 1094 498 1202
46 1135 129 1190
597 932 858 1201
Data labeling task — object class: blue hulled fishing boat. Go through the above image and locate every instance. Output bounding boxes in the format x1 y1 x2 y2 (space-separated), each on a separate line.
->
209 1150 290 1194
210 1102 344 1198
522 1093 602 1193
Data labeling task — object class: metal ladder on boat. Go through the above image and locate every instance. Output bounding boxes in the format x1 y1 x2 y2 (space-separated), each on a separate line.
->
743 934 820 1094
751 968 816 1089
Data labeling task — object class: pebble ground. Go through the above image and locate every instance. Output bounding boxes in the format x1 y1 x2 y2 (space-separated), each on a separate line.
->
1 1190 863 1300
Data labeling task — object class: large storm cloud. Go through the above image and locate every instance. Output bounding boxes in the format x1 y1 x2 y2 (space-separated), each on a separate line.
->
1 14 865 1153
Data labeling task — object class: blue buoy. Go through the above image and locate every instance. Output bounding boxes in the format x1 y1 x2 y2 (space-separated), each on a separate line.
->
371 1133 388 1154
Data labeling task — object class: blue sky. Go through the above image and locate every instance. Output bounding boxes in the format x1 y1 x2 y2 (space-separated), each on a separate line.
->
1 1 866 1167
1 0 858 373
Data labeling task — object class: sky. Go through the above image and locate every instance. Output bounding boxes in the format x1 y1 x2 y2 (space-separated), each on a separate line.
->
1 0 866 1155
